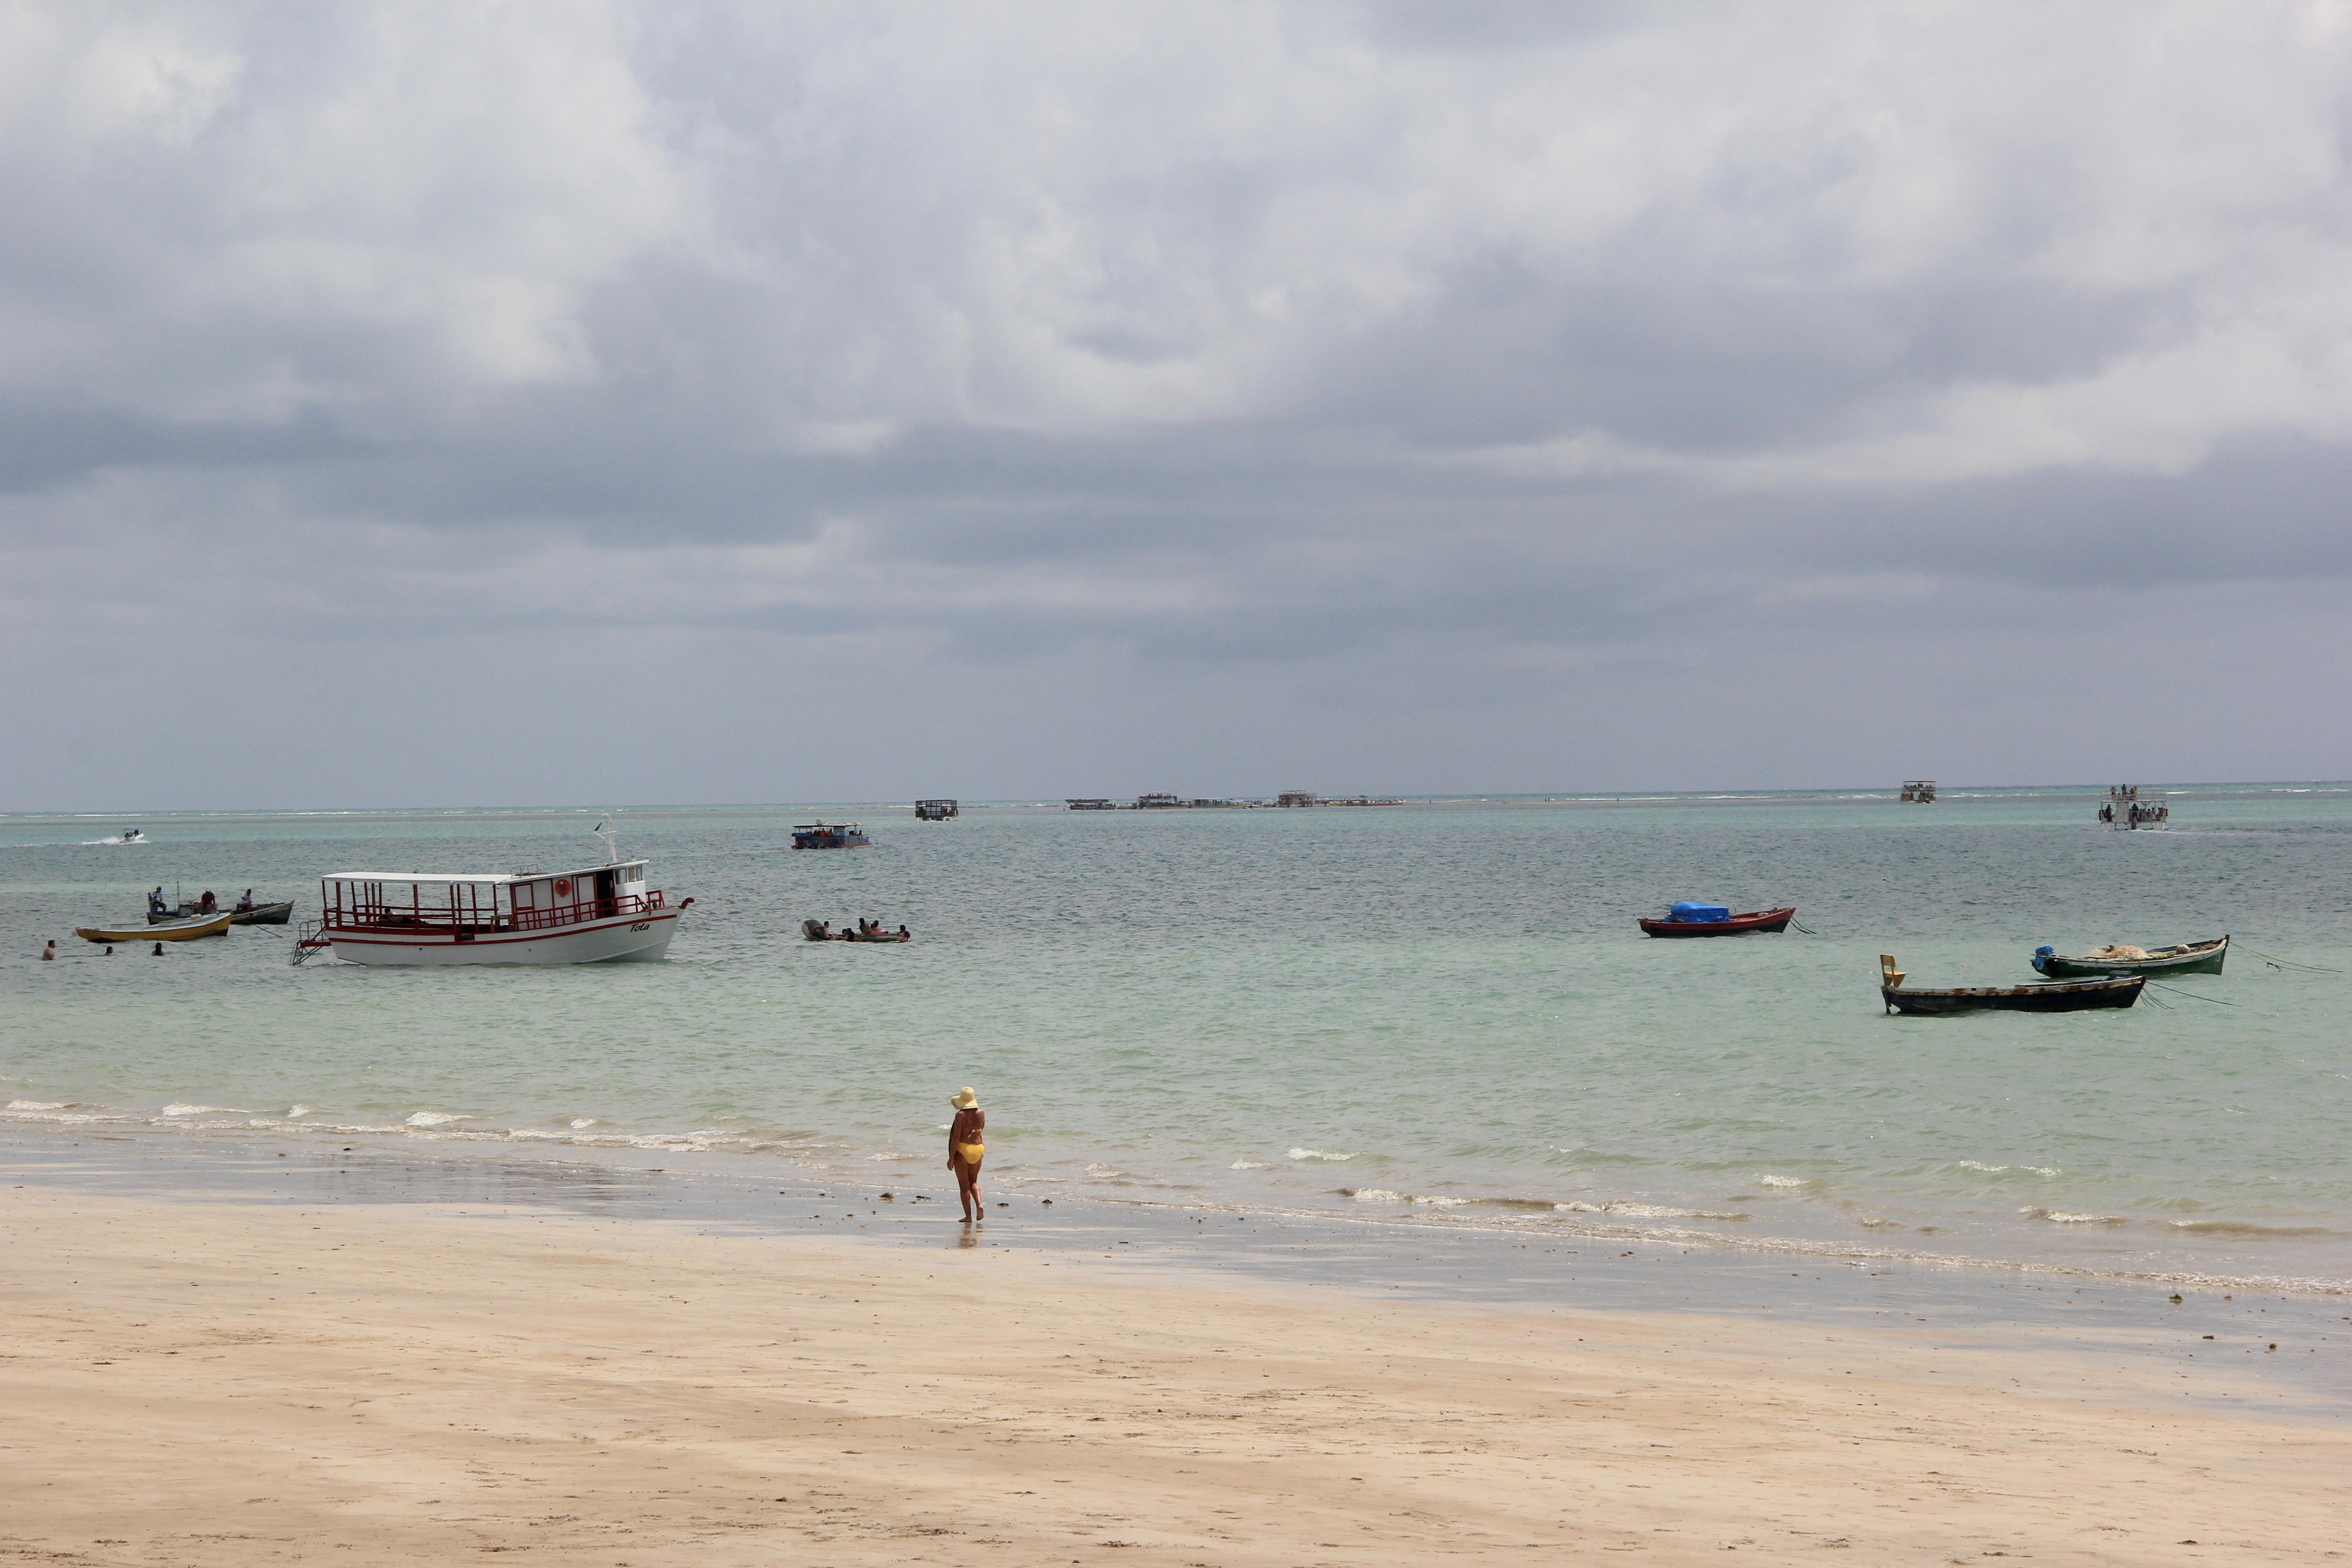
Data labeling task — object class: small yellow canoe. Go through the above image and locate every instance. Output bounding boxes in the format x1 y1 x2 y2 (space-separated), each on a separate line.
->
77 911 231 943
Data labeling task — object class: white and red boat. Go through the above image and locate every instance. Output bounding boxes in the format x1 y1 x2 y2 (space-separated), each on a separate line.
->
296 842 691 967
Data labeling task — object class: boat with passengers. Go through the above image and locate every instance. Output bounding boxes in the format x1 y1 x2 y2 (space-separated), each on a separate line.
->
294 824 690 966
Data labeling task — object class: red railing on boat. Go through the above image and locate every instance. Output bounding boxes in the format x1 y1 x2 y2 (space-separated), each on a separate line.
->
320 889 671 936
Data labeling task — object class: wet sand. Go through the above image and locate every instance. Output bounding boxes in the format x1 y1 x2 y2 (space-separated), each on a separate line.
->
4 1183 2346 1566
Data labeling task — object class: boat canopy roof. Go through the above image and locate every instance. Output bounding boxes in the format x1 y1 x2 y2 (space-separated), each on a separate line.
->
323 860 648 885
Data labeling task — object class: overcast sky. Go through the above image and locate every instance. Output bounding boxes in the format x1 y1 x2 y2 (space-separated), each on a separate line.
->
5 1 2350 810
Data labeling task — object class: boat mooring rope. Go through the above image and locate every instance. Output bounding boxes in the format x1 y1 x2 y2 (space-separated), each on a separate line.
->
1789 919 1819 934
2143 981 2238 1007
2233 943 2343 975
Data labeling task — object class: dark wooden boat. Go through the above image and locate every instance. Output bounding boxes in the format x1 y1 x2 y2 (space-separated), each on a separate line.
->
230 901 295 926
1638 906 1795 937
1879 954 2142 1014
2032 936 2225 979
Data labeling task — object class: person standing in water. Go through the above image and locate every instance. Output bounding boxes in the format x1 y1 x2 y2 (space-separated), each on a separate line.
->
947 1087 985 1222
41 940 55 960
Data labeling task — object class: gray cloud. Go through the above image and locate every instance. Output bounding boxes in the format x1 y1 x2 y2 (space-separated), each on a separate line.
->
4 1 2351 808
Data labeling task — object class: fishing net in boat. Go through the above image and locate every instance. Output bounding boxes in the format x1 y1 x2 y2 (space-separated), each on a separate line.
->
2086 944 2150 960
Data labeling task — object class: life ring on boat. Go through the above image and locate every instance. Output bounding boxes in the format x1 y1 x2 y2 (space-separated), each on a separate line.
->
554 878 571 897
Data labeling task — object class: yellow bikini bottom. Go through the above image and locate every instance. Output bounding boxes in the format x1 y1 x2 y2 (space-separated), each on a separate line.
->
957 1142 985 1164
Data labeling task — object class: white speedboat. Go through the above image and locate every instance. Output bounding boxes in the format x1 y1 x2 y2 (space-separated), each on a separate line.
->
118 828 147 844
296 830 691 966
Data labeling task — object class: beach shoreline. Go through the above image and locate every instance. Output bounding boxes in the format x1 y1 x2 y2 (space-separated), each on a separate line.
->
5 1166 2348 1566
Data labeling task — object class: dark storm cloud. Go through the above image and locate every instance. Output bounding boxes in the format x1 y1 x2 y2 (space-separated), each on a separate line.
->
4 1 2351 806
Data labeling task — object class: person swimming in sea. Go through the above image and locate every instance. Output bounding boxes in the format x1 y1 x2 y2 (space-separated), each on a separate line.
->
948 1087 985 1223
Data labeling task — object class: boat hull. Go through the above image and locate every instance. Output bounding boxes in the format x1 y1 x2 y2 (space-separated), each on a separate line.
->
1883 976 2143 1015
230 902 295 926
324 908 681 966
2034 937 2226 979
79 913 232 943
1638 906 1795 937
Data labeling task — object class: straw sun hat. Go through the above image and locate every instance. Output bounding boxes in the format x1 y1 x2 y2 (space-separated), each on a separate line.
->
951 1087 979 1109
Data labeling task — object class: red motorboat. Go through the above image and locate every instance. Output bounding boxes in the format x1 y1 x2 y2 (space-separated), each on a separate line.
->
1637 906 1796 938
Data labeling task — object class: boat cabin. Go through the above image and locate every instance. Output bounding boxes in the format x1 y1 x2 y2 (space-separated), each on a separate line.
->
915 798 959 821
791 821 871 849
317 861 665 939
1899 780 1938 803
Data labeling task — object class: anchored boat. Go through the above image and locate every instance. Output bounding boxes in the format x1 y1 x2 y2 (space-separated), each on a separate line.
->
294 828 690 966
78 911 230 943
1879 954 2143 1014
2032 936 2226 979
1638 904 1796 937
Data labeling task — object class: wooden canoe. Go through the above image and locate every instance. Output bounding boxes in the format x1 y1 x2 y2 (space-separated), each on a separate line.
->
1883 975 2143 1015
2031 936 2225 979
1638 906 1795 937
79 912 232 943
230 902 294 926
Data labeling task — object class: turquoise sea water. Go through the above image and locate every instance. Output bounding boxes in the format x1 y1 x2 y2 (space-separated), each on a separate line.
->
5 786 2349 1294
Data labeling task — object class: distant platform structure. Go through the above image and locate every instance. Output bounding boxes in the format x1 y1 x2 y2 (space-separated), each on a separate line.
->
1066 798 1117 811
1899 780 1938 804
1277 790 1318 807
914 799 958 822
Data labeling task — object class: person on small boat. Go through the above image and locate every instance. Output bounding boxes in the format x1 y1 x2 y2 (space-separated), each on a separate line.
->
149 887 167 914
236 889 255 913
198 890 218 915
947 1086 985 1223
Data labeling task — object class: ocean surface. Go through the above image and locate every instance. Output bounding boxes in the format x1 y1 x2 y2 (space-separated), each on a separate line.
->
5 786 2349 1296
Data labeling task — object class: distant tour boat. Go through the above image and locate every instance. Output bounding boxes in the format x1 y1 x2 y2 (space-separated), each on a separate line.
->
294 838 690 966
791 821 871 849
915 799 959 821
118 828 148 843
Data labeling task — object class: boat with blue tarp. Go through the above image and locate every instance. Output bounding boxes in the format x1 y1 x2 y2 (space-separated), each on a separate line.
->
1637 904 1795 937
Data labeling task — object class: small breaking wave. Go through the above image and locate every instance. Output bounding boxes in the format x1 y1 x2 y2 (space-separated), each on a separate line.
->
162 1103 251 1118
1230 1158 1276 1171
7 1099 69 1111
2169 1219 2338 1238
1287 1147 1355 1162
404 1111 466 1127
1556 1200 1750 1221
1340 1187 1469 1207
2021 1205 2126 1225
1756 1174 1808 1189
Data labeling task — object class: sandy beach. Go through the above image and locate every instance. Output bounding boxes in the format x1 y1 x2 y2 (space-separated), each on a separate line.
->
3 1186 2345 1566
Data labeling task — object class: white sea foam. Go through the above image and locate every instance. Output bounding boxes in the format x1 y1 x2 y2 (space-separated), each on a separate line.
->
1957 1161 2008 1173
1756 1174 1808 1189
569 1118 598 1129
404 1111 465 1127
2021 1206 2125 1225
1341 1188 1468 1206
1287 1147 1355 1162
7 1100 68 1111
1230 1159 1276 1171
1555 1201 1749 1221
286 1105 314 1118
162 1103 248 1117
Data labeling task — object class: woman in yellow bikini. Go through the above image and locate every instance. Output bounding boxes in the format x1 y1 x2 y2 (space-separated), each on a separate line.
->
948 1087 985 1222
